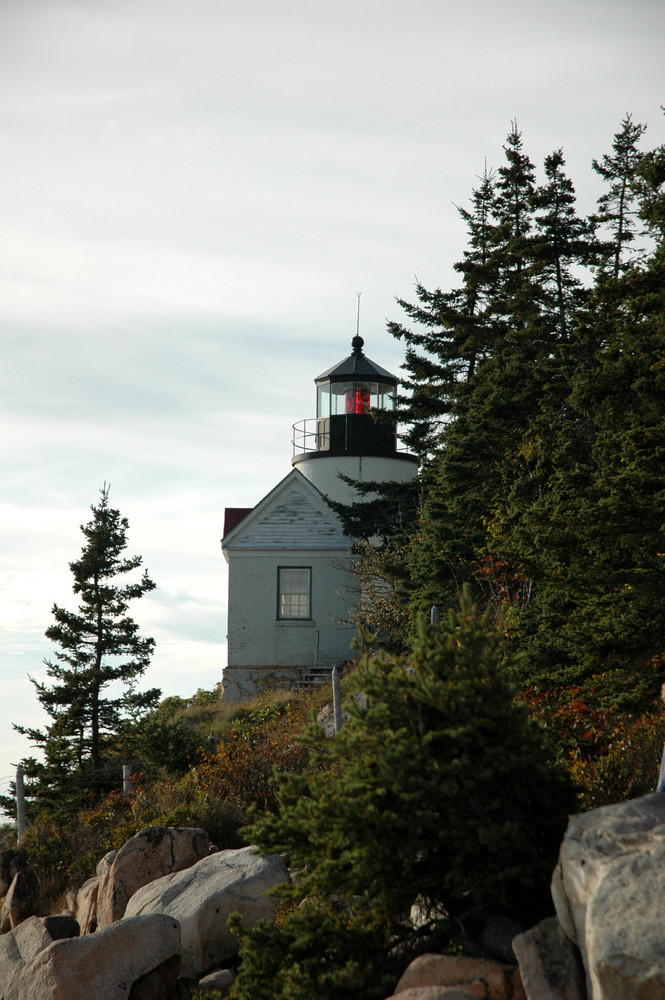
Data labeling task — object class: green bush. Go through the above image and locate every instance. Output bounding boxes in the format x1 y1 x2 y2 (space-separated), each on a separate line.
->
229 589 577 1000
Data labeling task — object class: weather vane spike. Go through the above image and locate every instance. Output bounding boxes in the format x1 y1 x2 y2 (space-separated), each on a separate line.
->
356 291 362 337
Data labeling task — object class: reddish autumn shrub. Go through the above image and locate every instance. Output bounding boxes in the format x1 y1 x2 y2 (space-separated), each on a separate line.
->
571 711 665 809
519 686 665 809
194 698 313 813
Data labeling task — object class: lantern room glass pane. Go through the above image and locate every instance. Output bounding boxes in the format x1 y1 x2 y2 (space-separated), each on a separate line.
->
317 384 331 418
375 382 396 410
330 382 354 415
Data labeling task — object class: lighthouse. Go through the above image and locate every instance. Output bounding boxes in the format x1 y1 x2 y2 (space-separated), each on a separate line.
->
221 337 418 702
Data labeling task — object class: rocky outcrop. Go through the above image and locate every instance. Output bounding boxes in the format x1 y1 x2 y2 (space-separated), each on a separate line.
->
195 967 237 995
387 989 479 999
8 798 665 998
0 833 287 998
95 826 213 928
585 841 665 1000
75 850 116 934
125 844 289 976
0 916 56 1000
550 792 665 999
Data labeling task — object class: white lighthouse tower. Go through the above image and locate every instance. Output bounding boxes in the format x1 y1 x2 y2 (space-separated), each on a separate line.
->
221 336 418 701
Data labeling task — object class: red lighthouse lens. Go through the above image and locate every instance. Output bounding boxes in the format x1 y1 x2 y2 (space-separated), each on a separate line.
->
345 386 370 414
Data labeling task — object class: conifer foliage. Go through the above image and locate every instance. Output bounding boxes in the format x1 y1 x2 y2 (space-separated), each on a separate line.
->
15 485 160 813
342 114 665 709
229 591 575 1000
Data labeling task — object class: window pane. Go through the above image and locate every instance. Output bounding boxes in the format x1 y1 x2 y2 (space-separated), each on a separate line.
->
317 384 331 418
278 567 311 618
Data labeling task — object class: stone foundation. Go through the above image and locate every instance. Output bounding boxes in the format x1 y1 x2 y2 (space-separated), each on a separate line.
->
221 666 304 702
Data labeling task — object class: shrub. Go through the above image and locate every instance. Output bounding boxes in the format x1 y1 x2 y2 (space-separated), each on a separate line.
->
519 687 665 809
129 769 246 849
571 711 665 809
195 696 311 813
20 790 135 912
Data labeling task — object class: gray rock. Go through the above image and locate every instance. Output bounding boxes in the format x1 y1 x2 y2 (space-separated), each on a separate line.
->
0 916 53 1000
385 988 479 999
125 845 289 976
512 916 586 1000
97 850 118 876
96 826 213 928
195 967 236 995
586 841 665 1000
551 792 665 994
0 930 23 1000
0 915 80 1000
391 954 526 999
16 912 180 1000
75 874 100 934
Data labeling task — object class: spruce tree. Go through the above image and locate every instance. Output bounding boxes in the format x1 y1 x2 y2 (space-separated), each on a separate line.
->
16 485 159 813
500 128 665 708
402 125 550 617
388 168 497 458
531 149 599 341
593 114 647 278
229 591 575 1000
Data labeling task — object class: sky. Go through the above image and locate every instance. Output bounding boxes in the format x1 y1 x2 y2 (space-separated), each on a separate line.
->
1 0 663 817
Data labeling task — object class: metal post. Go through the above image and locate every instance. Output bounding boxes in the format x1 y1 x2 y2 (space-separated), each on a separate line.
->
332 664 343 733
16 764 26 841
122 764 133 799
430 605 440 629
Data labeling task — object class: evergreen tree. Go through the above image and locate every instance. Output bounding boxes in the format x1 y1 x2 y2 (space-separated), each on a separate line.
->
531 149 599 341
388 168 497 458
16 485 159 813
499 129 665 708
592 114 647 278
336 116 662 709
229 591 575 1000
402 125 553 618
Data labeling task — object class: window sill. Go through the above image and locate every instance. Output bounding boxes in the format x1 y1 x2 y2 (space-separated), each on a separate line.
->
275 619 315 627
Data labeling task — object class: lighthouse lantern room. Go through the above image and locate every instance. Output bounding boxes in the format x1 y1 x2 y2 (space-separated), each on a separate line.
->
291 335 418 504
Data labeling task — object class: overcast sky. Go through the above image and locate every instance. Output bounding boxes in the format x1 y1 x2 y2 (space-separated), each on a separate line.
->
1 0 663 814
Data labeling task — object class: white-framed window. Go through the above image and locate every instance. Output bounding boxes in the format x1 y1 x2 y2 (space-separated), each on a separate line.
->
277 567 311 619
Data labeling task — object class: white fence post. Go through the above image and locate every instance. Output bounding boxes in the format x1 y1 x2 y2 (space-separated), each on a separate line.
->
16 764 26 841
657 745 665 792
332 664 343 733
122 764 133 799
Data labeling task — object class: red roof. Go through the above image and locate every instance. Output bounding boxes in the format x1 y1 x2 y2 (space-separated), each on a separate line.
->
223 507 253 537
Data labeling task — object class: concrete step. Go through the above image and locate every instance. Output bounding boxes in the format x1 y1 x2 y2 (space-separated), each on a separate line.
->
298 666 337 689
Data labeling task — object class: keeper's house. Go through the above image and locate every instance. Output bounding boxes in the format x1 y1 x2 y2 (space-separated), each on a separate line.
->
221 336 418 701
